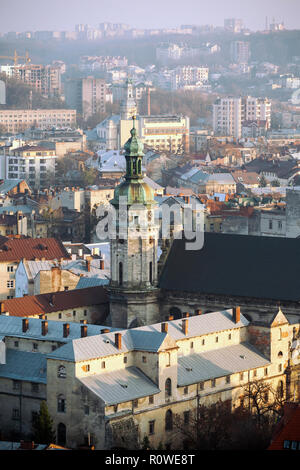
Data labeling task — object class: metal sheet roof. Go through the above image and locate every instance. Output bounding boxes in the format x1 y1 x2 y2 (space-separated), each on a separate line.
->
0 349 47 383
0 315 117 342
78 366 160 405
48 329 168 362
178 342 270 386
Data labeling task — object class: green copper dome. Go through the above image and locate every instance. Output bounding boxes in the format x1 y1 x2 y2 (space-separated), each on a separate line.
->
110 117 157 208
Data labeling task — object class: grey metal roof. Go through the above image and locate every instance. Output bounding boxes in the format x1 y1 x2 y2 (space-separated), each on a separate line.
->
47 329 169 362
135 309 249 340
0 179 27 195
178 342 270 386
0 349 47 383
78 366 160 405
0 316 117 343
76 277 109 289
47 310 246 362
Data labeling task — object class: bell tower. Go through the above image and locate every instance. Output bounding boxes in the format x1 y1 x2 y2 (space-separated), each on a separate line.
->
108 117 160 328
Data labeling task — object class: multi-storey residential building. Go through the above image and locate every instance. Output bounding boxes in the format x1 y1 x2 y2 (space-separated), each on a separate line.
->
64 77 106 119
171 66 209 90
242 96 271 129
213 97 243 139
0 64 62 97
6 145 57 189
0 109 77 133
230 41 250 64
213 96 271 138
224 18 243 33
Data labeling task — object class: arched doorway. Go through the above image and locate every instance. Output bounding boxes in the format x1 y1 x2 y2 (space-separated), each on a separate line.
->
169 307 181 319
57 422 66 447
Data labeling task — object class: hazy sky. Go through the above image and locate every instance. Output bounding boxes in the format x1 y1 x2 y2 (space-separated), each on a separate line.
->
1 0 300 32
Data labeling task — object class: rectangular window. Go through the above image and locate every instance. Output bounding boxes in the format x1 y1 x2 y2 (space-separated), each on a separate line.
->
12 408 20 420
7 280 14 288
149 420 155 435
184 410 190 425
84 405 89 415
264 368 268 376
133 399 138 408
211 379 216 388
149 395 154 405
228 333 232 340
101 362 105 369
184 386 188 395
123 356 127 364
7 266 14 272
199 382 204 390
14 341 19 348
13 380 20 390
31 383 39 393
142 356 147 363
226 375 231 384
33 343 38 351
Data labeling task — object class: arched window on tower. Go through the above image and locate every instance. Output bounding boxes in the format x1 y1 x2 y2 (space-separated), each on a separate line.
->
165 378 172 398
138 159 142 174
119 262 123 286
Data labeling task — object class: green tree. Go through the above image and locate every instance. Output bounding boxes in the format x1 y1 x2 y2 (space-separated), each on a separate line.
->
32 401 56 445
259 175 268 187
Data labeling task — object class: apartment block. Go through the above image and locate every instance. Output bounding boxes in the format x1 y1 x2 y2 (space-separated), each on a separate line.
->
7 145 57 189
213 96 271 138
0 109 77 133
230 41 250 64
64 77 106 119
0 64 62 97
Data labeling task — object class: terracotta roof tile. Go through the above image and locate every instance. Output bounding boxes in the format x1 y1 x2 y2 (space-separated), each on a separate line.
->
268 404 300 450
0 236 70 262
0 286 108 317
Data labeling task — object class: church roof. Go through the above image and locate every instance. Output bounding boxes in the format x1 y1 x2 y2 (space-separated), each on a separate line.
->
159 232 300 302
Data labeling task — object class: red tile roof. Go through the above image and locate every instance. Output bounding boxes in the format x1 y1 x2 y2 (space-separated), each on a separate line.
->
0 236 70 262
0 286 108 317
268 403 300 450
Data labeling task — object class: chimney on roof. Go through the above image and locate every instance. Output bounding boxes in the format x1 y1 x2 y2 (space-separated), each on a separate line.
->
233 306 240 323
115 332 122 350
100 259 104 270
196 309 202 315
101 328 110 334
86 259 91 272
161 322 168 333
63 323 70 338
20 441 35 450
0 302 5 314
22 318 29 333
182 318 188 335
168 315 174 321
81 324 88 338
41 320 48 336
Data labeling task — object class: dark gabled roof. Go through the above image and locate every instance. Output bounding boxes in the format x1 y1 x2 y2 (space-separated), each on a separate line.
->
159 232 300 302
